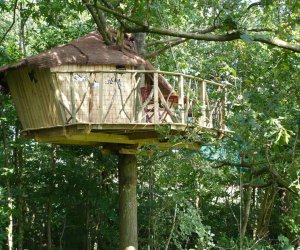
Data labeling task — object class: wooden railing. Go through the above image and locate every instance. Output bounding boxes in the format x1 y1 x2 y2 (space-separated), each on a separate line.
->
52 69 228 131
119 70 228 131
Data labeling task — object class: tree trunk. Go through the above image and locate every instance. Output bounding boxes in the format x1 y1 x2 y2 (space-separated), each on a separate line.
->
47 146 56 250
134 33 146 56
240 186 252 242
46 197 52 250
16 148 24 250
256 186 277 239
7 186 13 250
1 108 14 250
118 154 138 250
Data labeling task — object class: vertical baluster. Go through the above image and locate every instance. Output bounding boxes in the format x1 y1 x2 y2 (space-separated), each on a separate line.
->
178 75 184 124
153 73 159 124
199 80 207 127
185 79 191 124
221 85 227 130
70 72 76 123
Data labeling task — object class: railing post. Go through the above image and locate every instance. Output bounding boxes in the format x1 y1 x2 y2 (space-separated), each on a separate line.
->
133 72 142 123
199 80 207 127
185 79 191 123
178 75 184 124
153 73 159 124
70 72 76 123
221 86 226 130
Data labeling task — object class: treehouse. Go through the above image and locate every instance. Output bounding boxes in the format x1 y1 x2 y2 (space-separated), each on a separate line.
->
0 31 227 151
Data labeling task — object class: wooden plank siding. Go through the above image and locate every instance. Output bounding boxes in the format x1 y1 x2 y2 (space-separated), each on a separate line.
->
7 65 228 144
8 67 63 129
53 65 136 125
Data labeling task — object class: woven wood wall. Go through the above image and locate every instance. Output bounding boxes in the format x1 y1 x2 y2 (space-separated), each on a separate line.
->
8 67 63 130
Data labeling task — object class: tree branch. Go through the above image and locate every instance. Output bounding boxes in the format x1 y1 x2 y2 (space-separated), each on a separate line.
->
147 37 182 47
144 39 188 59
265 149 299 196
83 0 112 45
91 2 147 28
247 1 262 10
146 25 221 48
247 28 275 32
212 160 252 169
0 0 18 45
253 36 300 53
243 182 273 188
251 167 269 177
100 0 126 27
92 3 300 53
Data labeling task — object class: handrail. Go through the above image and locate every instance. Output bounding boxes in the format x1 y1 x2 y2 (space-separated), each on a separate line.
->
50 69 228 87
53 68 229 130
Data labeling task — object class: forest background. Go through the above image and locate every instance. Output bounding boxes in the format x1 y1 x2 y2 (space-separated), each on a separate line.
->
0 0 299 249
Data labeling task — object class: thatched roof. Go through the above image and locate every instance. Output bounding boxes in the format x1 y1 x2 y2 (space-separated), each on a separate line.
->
0 31 175 96
0 31 145 72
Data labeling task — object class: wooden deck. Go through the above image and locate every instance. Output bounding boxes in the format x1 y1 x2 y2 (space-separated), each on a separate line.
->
21 123 220 152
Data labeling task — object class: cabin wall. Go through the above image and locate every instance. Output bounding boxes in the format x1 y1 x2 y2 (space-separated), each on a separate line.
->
7 67 63 130
51 65 136 125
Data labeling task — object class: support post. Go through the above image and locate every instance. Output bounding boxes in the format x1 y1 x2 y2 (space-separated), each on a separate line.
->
178 75 184 124
118 154 138 250
153 73 159 124
221 86 227 130
199 81 207 126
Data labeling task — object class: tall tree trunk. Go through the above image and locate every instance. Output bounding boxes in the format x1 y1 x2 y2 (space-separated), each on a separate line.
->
47 146 56 250
240 186 253 242
46 200 52 250
15 142 24 250
256 186 277 239
7 185 13 250
1 102 14 250
18 2 27 56
135 33 146 56
118 154 138 250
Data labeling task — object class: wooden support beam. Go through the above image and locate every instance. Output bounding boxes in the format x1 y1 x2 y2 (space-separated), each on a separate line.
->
199 81 207 126
119 154 138 249
178 75 184 124
221 86 227 130
119 148 138 155
185 79 191 123
153 73 159 124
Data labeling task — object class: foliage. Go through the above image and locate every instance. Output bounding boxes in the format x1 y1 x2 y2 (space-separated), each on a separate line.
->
0 0 299 249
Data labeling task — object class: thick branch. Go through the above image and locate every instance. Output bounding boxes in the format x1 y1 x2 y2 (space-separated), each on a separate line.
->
251 167 269 177
243 182 273 188
146 24 221 48
247 1 262 10
147 38 181 47
191 24 222 34
126 24 241 41
83 0 112 45
265 150 299 196
0 0 18 45
100 0 126 27
212 160 252 169
253 36 300 53
144 39 188 59
247 28 275 32
91 2 147 28
93 3 300 53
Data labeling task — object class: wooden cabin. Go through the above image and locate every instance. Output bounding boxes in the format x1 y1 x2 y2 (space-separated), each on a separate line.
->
0 31 227 151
